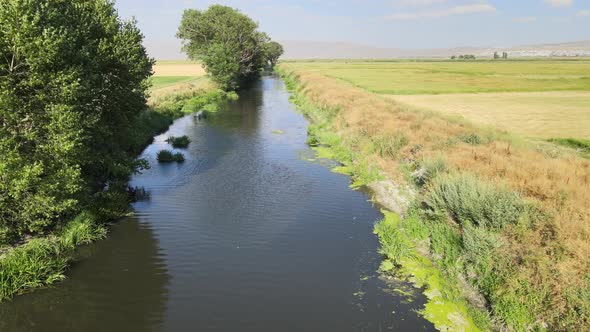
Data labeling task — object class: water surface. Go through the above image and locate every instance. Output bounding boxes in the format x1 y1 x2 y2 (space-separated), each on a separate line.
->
0 77 435 332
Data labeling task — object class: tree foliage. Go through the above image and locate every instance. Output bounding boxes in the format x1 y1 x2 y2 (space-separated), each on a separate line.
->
263 41 284 69
0 0 153 243
177 5 283 90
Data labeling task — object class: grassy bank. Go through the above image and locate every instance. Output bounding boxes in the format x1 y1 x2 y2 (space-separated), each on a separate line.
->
0 80 236 302
278 65 590 331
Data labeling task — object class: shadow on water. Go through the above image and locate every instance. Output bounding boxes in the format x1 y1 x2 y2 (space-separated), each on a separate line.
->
0 218 169 332
0 76 436 331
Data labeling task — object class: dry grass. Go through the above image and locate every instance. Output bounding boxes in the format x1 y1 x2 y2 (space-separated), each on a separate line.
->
390 91 590 139
153 60 206 77
280 63 590 329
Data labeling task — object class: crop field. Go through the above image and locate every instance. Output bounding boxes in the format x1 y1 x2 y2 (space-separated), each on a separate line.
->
282 59 590 139
151 60 207 90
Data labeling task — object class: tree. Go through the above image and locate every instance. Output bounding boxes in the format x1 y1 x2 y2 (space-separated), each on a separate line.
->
0 0 153 242
503 52 508 59
494 52 500 59
263 41 284 69
177 5 282 90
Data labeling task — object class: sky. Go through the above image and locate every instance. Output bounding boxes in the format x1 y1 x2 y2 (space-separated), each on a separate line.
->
114 0 590 59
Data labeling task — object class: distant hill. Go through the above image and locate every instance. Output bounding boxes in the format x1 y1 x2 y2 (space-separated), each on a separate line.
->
280 40 590 59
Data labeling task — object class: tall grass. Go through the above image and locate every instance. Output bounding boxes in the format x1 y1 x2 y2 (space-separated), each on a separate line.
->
0 211 107 301
278 64 590 331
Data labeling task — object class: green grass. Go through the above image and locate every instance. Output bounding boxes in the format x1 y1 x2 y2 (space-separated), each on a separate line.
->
0 211 107 301
150 76 204 90
284 60 590 95
549 138 590 157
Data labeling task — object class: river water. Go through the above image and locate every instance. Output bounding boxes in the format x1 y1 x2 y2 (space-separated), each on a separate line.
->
0 77 435 331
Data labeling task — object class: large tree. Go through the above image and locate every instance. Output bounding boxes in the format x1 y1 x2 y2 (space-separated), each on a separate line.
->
177 5 282 90
0 0 153 242
263 41 284 69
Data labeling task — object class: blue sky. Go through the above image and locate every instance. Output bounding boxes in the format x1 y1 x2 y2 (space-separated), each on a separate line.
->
115 0 590 58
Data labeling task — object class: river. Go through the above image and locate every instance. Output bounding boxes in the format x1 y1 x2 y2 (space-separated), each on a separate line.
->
0 76 435 332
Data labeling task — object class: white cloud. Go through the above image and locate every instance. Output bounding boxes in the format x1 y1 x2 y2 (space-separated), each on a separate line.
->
385 3 496 20
544 0 574 8
577 10 590 17
512 16 537 23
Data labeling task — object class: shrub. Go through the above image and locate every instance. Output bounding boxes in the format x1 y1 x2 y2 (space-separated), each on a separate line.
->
157 150 185 163
458 133 485 145
167 136 191 148
413 157 448 187
425 174 524 230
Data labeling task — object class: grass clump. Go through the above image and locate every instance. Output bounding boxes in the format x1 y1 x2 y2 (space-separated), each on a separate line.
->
413 157 448 187
0 211 107 302
157 150 185 163
373 133 409 158
166 135 191 148
425 173 524 230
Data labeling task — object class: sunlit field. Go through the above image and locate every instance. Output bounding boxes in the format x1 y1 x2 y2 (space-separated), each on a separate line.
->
151 60 207 90
282 59 590 139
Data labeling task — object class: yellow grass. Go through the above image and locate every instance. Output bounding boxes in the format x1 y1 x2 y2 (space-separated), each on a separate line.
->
390 91 590 139
279 63 590 330
285 60 590 140
153 60 206 77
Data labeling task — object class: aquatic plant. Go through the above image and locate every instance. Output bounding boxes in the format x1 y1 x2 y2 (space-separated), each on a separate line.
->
157 150 185 163
167 136 191 148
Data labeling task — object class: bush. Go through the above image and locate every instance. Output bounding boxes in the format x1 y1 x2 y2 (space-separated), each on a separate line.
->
425 174 524 230
157 150 185 163
413 157 448 187
167 136 191 148
458 133 485 145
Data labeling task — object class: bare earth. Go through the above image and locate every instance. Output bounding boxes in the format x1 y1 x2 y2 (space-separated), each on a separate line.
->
389 91 590 139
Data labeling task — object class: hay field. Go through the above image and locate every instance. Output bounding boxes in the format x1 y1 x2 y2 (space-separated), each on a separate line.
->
392 91 590 139
151 60 208 90
282 60 590 139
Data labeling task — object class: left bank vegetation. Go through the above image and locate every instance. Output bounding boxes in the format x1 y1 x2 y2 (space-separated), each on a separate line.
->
0 0 246 301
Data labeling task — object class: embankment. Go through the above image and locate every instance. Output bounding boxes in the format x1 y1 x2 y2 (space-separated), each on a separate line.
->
0 83 237 302
277 65 590 331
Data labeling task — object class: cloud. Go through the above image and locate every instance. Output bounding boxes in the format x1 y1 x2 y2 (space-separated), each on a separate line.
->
544 0 574 8
392 0 448 7
512 16 537 23
385 3 496 20
577 10 590 17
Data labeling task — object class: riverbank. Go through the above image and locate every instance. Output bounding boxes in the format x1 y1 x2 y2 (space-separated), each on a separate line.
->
0 81 236 302
277 65 590 331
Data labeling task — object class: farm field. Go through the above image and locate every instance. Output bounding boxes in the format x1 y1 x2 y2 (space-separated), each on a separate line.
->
282 59 590 140
151 60 207 90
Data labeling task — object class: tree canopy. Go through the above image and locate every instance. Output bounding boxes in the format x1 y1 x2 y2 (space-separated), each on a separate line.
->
0 0 153 242
177 5 283 90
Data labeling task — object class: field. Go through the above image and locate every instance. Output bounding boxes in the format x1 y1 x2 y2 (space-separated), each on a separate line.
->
283 59 590 140
151 60 207 90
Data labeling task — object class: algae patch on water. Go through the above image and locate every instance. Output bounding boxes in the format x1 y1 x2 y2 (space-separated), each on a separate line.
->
375 211 482 332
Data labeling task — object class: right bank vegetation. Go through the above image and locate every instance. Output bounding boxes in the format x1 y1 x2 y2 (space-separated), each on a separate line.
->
278 65 590 331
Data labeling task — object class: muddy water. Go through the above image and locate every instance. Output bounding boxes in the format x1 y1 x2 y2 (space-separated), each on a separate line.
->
0 77 435 332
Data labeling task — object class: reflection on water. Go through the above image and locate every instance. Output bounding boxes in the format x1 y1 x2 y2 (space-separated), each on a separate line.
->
0 76 435 331
0 219 168 332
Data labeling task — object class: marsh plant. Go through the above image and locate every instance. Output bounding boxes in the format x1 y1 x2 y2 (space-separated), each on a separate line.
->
167 136 191 148
157 150 186 163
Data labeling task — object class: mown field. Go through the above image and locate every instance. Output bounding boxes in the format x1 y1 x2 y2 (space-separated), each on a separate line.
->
151 60 207 90
283 59 590 140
